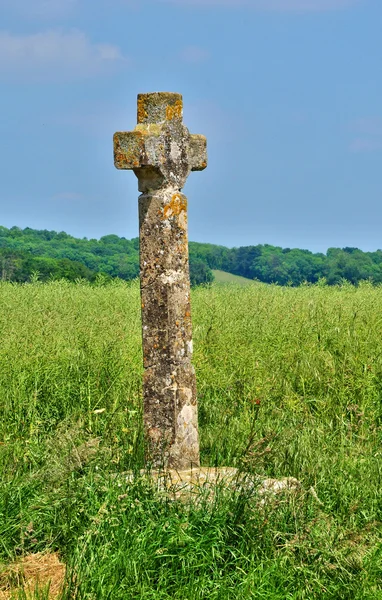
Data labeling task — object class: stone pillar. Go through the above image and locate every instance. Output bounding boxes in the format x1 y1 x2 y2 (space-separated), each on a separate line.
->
113 92 207 469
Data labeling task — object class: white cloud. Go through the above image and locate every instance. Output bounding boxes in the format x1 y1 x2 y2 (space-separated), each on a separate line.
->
0 30 128 81
160 0 361 11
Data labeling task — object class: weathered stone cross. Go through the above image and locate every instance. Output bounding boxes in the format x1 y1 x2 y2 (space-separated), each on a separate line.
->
113 92 207 469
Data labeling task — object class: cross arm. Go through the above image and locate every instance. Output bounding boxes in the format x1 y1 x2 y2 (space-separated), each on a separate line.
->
189 134 207 171
113 130 146 170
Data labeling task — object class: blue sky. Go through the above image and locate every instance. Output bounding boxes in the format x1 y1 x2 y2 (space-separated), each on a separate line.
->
0 0 380 252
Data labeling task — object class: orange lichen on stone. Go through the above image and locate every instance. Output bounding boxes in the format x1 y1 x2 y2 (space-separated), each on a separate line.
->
137 96 148 123
114 131 144 169
162 193 187 220
114 152 126 167
137 92 183 125
166 99 183 121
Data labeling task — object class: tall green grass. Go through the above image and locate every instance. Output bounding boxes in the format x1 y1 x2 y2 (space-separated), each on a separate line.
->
0 279 381 598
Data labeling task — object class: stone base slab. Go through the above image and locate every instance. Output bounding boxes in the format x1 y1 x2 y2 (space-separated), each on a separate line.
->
124 467 301 503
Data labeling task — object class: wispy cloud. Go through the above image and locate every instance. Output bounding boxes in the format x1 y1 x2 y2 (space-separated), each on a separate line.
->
180 46 210 64
349 117 382 154
0 30 129 81
160 0 361 11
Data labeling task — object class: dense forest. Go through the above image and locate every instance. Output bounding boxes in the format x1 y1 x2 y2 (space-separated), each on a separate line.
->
0 226 212 286
1 225 382 286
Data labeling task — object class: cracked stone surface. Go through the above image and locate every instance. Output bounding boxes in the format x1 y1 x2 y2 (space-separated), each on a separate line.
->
114 92 207 469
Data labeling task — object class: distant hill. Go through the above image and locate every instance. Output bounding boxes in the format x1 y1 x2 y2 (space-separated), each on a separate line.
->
1 225 382 286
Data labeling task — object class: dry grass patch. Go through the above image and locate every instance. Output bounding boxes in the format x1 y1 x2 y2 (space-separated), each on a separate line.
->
0 553 66 599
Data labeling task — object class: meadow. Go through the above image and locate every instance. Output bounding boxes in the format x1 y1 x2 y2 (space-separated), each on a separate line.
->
211 270 254 285
0 279 381 599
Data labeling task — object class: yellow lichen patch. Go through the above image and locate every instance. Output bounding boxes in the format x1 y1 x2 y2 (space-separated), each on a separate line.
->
136 124 161 136
166 99 183 121
134 125 149 136
162 194 187 220
137 96 148 123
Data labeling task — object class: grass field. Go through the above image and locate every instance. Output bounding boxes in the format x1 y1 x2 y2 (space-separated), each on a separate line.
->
212 270 253 285
0 279 381 599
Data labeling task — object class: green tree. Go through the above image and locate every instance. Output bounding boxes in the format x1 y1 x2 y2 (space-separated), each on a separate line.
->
189 258 214 287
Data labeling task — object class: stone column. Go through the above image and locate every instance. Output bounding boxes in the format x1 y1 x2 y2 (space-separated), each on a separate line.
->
114 92 207 469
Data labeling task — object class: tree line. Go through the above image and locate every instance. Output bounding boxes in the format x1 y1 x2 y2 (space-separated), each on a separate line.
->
189 242 382 285
1 225 382 286
0 226 212 286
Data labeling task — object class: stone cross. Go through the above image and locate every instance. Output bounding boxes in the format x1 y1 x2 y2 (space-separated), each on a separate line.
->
113 92 207 469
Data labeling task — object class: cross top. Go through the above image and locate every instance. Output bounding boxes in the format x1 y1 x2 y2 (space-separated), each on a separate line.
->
114 92 207 192
137 92 183 124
